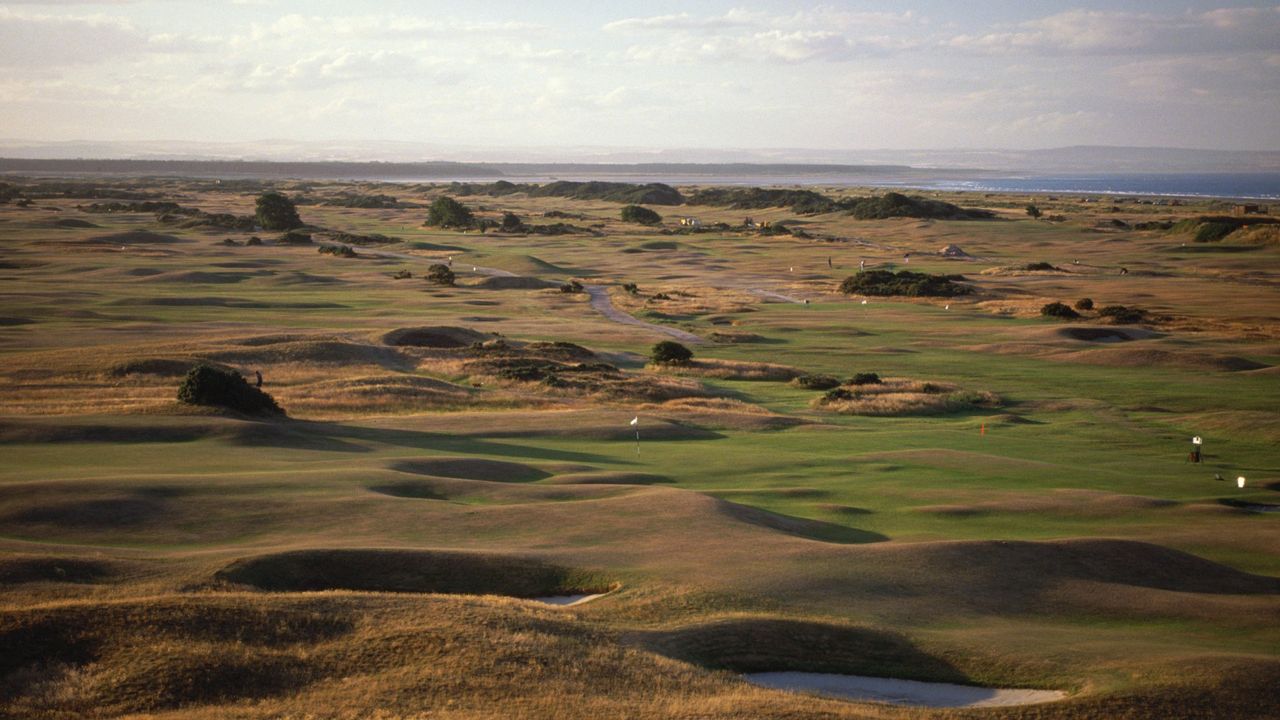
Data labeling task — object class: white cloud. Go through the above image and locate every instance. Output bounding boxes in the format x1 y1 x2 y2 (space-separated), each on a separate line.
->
947 7 1280 56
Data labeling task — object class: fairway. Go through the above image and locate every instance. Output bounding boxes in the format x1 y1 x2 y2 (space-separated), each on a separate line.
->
1 176 1278 719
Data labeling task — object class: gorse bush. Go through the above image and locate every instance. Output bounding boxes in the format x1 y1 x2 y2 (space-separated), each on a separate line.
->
426 264 455 286
177 365 283 415
650 341 692 365
620 205 662 225
1075 297 1094 311
839 270 972 298
792 374 841 390
1041 302 1080 319
254 192 303 231
425 196 474 229
849 372 881 386
1098 305 1147 324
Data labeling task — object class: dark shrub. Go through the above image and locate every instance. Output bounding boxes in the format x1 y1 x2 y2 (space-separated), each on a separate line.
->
1026 204 1042 218
318 244 356 257
823 387 854 401
1041 302 1080 319
1024 261 1058 271
278 229 312 244
1075 297 1094 311
839 270 972 298
245 236 263 246
622 283 639 294
650 341 692 365
559 279 584 294
792 374 840 390
426 264 455 286
177 365 283 415
392 269 413 279
254 192 303 231
500 212 526 233
1098 305 1147 324
621 205 662 225
425 196 474 229
849 372 881 385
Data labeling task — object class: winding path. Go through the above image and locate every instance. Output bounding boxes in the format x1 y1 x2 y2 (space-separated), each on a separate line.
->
584 285 705 344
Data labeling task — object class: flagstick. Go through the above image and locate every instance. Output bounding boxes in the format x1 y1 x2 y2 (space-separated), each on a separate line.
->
635 427 640 456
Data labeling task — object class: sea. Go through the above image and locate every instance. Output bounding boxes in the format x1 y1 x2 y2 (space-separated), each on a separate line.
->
876 173 1280 201
434 171 1280 201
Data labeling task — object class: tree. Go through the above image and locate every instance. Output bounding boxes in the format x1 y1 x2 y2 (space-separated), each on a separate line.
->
500 212 526 233
1026 204 1043 219
425 196 474 229
650 340 692 365
621 205 662 225
426 263 455 286
177 364 283 415
255 192 303 230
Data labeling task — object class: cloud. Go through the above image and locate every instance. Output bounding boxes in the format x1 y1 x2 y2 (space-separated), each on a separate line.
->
223 49 459 92
947 7 1280 56
0 8 211 66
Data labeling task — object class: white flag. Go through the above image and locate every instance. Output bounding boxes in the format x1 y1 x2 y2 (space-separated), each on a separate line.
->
630 417 639 426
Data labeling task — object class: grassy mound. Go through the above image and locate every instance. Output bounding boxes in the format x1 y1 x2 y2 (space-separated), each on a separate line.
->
813 378 1000 416
846 192 994 220
381 326 491 348
470 275 560 290
215 548 610 597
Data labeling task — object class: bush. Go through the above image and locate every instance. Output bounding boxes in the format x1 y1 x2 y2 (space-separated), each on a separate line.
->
559 279 584 294
392 269 413 279
1026 204 1042 218
1040 302 1080 319
425 196 474 229
849 372 881 386
318 244 356 257
278 229 312 244
792 374 840 390
1024 261 1058 271
845 192 993 220
1075 297 1094 311
500 212 526 233
1098 305 1146 324
622 282 639 295
621 205 662 225
245 236 263 246
426 264 455 286
839 270 972 298
823 387 854 401
650 341 692 365
254 192 303 231
177 365 283 415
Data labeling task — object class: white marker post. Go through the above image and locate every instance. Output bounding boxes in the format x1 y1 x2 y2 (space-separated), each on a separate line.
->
1238 476 1247 489
1191 435 1203 463
630 416 640 456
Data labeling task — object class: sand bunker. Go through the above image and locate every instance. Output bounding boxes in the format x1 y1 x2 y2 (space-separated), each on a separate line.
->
532 592 609 606
744 672 1065 708
216 548 610 599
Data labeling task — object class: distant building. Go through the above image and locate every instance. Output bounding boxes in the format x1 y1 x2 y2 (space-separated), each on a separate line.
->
1233 204 1264 215
678 217 702 227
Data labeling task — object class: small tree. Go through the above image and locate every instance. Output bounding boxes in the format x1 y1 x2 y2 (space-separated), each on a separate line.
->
500 212 526 233
177 365 283 415
426 263 455 286
1026 204 1042 219
621 205 662 225
1075 297 1094 311
255 192 303 231
425 196 474 229
650 340 692 365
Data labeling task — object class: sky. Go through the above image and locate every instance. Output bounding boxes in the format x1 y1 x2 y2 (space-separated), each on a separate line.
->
1 1 1279 156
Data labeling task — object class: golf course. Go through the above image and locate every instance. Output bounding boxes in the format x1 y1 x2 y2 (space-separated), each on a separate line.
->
1 175 1277 719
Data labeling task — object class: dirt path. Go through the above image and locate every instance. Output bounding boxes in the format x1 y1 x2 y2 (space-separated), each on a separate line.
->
744 672 1066 708
584 285 704 344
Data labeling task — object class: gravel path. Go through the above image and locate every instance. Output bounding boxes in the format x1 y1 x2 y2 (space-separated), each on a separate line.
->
745 672 1065 708
584 285 704 344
